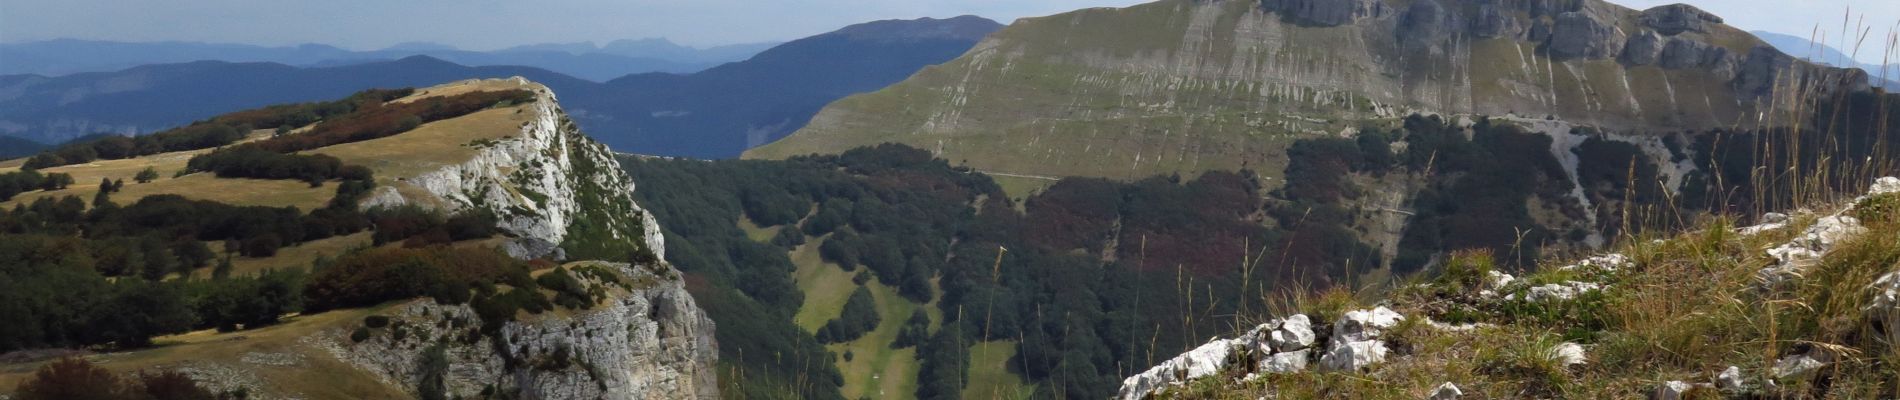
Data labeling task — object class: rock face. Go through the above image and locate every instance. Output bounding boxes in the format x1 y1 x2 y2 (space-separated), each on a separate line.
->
363 78 664 260
1260 0 1386 26
1398 0 1457 51
316 263 718 400
1639 4 1723 35
334 79 713 398
1620 30 1664 65
1547 11 1624 60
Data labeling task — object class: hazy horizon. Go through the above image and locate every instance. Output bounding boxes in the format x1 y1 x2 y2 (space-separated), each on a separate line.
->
2 0 1896 63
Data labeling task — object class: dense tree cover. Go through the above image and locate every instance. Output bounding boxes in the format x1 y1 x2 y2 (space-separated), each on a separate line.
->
1688 91 1900 218
0 235 198 351
815 286 879 343
13 357 245 400
891 309 931 349
183 147 367 186
1385 116 1575 271
0 169 75 201
301 246 534 313
625 144 1327 399
914 319 969 400
187 269 306 332
21 88 415 170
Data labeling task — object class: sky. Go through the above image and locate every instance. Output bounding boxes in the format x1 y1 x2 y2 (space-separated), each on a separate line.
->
2 0 1896 63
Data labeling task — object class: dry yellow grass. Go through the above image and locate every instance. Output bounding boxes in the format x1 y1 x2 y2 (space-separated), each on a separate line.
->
317 105 530 181
188 232 374 279
0 130 340 210
0 304 410 399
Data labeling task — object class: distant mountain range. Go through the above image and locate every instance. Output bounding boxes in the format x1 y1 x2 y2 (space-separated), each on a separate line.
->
1752 30 1899 88
0 38 779 82
0 16 1002 159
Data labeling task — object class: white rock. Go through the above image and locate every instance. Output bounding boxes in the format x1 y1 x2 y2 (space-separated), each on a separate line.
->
1270 315 1316 351
1760 215 1865 287
1868 271 1900 336
1117 338 1240 400
1320 338 1389 372
1423 317 1490 332
1549 342 1587 366
1334 307 1404 342
1869 176 1900 196
1559 253 1630 271
1717 365 1745 390
1525 281 1604 302
1430 382 1463 399
1654 380 1697 400
1259 349 1310 373
1772 353 1829 379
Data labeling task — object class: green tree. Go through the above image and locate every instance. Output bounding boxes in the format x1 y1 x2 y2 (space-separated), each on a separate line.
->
134 167 160 184
816 286 880 343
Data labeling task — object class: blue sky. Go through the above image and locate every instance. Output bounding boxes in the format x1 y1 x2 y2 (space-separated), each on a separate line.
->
2 0 1895 63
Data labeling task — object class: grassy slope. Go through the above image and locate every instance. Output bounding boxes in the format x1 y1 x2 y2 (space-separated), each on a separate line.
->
748 0 1775 182
0 304 410 399
1170 188 1900 398
778 228 963 399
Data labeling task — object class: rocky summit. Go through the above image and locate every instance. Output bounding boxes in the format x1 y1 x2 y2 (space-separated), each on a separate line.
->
749 0 1872 179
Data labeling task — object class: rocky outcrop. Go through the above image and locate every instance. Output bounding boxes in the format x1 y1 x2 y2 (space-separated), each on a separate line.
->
1547 11 1624 60
1398 0 1457 51
1621 30 1664 65
363 78 664 261
334 79 711 398
1117 308 1404 399
1471 2 1519 39
1639 4 1723 36
1658 37 1727 70
1259 0 1387 27
316 263 718 399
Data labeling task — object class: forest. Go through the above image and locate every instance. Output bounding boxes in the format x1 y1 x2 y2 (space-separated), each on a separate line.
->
624 144 1377 399
618 109 1772 399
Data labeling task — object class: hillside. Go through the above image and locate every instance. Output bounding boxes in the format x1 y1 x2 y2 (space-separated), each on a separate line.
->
575 15 1003 158
1751 30 1900 89
749 0 1872 179
0 78 717 399
1118 176 1900 399
0 16 999 159
0 136 49 160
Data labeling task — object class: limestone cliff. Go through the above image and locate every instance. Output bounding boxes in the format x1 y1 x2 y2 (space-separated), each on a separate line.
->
312 262 718 400
363 78 664 262
150 78 716 400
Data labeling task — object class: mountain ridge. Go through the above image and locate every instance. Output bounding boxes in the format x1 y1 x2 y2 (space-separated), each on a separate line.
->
0 16 1001 158
748 0 1873 179
0 37 779 81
